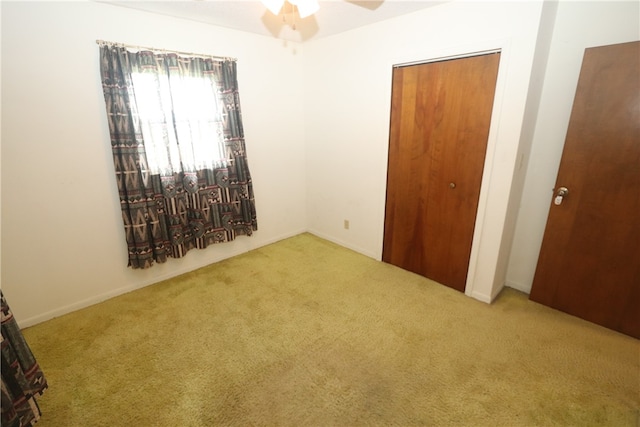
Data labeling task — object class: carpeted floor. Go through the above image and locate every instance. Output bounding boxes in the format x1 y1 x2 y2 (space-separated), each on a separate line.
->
22 233 640 426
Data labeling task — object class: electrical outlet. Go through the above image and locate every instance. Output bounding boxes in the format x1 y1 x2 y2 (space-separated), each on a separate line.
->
344 219 350 230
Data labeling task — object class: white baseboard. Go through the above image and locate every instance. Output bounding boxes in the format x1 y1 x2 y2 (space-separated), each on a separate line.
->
305 229 379 260
505 280 532 294
18 229 307 329
18 285 144 329
468 289 493 304
467 280 507 304
22 230 522 329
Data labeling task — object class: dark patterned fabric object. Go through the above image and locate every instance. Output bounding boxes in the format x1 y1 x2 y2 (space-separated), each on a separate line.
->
99 45 257 268
1 291 48 426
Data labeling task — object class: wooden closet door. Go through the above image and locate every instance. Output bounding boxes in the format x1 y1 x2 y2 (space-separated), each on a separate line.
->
530 41 640 338
383 53 500 292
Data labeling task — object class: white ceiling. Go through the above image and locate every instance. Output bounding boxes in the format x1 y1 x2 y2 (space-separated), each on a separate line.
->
101 1 447 43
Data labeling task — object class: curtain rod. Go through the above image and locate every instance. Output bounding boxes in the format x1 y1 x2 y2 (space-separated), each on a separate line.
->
95 39 237 62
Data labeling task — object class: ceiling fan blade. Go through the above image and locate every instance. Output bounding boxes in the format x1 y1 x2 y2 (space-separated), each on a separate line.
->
262 0 285 15
296 0 320 18
344 0 385 11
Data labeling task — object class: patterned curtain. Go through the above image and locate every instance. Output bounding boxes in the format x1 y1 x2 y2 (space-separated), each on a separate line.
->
1 291 48 427
99 45 257 269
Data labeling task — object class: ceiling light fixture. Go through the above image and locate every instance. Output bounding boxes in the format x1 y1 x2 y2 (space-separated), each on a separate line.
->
262 0 320 19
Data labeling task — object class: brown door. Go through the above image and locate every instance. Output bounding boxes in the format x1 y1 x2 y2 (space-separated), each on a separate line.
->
383 53 501 292
530 41 640 339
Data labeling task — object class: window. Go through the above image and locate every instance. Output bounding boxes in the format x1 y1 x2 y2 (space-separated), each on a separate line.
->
131 70 228 175
99 44 257 269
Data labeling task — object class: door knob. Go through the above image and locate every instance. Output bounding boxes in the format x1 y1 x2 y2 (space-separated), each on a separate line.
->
554 187 569 205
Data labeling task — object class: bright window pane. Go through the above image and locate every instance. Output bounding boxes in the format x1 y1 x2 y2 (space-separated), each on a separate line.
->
131 71 226 175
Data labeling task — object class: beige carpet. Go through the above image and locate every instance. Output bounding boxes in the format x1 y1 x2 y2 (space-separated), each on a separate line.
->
22 233 639 426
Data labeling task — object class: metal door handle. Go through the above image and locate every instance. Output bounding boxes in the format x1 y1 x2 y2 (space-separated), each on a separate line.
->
554 187 569 205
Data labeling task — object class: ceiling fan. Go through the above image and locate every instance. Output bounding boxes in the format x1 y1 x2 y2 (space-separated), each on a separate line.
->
261 0 320 19
260 0 384 19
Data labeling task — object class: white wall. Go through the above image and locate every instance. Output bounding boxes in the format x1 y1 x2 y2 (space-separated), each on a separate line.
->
506 1 640 293
1 1 307 326
5 1 636 327
303 1 544 302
